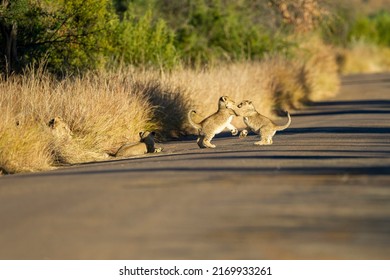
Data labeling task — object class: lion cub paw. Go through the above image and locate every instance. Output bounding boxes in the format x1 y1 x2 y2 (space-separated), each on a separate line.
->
154 147 163 153
231 128 239 136
254 141 271 146
239 129 248 139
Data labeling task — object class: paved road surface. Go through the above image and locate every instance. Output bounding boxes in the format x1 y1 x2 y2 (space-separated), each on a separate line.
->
1 73 389 259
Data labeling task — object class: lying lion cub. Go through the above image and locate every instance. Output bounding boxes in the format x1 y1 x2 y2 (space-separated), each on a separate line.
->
114 131 163 157
188 96 238 148
235 100 291 145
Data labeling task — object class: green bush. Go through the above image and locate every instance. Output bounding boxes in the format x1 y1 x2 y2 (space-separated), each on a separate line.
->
174 0 289 66
113 9 179 69
348 10 390 46
0 0 299 74
0 0 117 74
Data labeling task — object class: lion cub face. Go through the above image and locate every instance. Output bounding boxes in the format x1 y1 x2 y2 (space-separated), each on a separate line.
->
48 116 73 140
234 100 257 117
218 96 237 113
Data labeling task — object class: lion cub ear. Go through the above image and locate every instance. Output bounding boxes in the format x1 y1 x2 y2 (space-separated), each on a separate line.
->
139 131 145 139
221 96 227 102
48 118 55 127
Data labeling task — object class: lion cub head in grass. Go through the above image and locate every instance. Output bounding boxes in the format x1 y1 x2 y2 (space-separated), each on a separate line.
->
48 116 73 141
114 131 163 157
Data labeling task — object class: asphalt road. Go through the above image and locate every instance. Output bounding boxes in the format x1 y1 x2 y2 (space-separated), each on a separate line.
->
0 73 389 260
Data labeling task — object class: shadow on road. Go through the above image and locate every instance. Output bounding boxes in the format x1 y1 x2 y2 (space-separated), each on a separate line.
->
294 99 390 117
341 77 390 85
294 110 390 117
313 100 390 107
282 127 390 134
15 165 390 178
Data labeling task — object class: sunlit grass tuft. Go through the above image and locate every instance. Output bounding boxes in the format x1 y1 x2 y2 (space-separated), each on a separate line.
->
295 35 340 102
338 40 390 74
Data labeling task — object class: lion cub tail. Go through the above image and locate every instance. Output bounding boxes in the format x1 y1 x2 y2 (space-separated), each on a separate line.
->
275 111 291 131
188 110 202 131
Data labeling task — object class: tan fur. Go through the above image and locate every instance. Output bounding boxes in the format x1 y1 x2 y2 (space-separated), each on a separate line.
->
48 116 73 141
114 131 163 157
235 100 291 145
188 96 238 148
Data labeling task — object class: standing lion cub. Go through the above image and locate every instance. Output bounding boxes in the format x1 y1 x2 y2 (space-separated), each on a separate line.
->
235 100 291 145
114 131 163 157
188 96 238 148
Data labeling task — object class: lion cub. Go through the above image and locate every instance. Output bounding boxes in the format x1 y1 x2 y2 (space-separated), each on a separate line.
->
235 100 291 145
48 116 73 141
188 96 238 148
114 131 163 157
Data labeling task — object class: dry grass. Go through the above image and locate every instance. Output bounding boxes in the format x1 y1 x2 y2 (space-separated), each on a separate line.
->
337 40 390 74
160 63 276 126
0 42 341 174
0 70 154 173
294 35 340 102
0 121 53 174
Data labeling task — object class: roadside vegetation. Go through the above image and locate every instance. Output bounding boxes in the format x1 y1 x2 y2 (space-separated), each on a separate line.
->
1 0 389 174
324 0 390 73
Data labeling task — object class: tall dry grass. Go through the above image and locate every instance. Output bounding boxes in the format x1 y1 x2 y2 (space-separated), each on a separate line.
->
0 70 154 173
0 39 340 174
296 35 340 102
